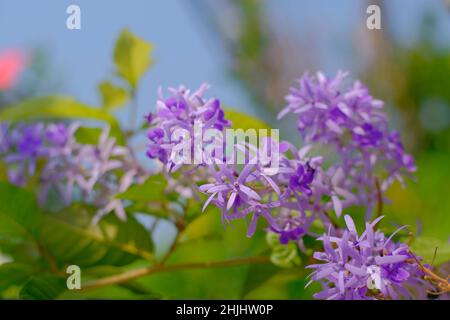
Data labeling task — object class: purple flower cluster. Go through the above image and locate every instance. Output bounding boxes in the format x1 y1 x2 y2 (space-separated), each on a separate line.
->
146 84 325 237
278 71 416 219
145 84 231 171
143 76 431 300
0 122 146 221
198 143 315 237
1 123 64 185
145 74 419 252
307 215 428 300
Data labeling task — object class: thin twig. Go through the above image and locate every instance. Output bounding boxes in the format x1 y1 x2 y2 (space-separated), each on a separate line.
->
81 256 270 291
149 218 159 233
129 89 138 131
37 243 61 275
159 232 181 265
410 253 450 295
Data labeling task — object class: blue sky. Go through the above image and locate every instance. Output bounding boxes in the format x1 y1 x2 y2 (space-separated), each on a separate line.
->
0 0 448 122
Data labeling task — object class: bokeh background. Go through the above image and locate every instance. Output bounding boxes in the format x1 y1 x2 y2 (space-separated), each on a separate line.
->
0 0 449 299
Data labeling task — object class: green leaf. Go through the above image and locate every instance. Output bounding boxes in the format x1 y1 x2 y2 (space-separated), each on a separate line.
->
139 219 270 299
40 214 154 268
114 29 153 89
0 182 41 240
98 81 129 110
20 275 66 300
116 174 167 203
387 152 450 241
61 278 161 300
411 236 450 265
101 213 154 257
244 268 318 299
179 208 223 243
0 96 125 145
74 126 103 145
224 108 271 131
128 204 171 220
223 109 273 158
0 262 35 292
117 174 169 219
0 162 7 181
241 262 280 297
0 96 116 123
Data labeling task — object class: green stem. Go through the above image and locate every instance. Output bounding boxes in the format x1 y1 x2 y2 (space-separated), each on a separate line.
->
129 89 138 131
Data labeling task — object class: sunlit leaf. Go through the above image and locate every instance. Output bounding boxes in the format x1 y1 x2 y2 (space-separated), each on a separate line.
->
387 152 450 240
224 108 271 131
411 236 450 266
116 174 167 203
98 81 129 110
74 126 103 145
114 29 153 89
0 96 125 144
101 213 155 256
179 208 223 243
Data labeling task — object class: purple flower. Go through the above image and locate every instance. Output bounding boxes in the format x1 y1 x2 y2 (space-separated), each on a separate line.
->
46 123 69 146
199 163 262 222
144 85 325 239
3 123 46 180
279 71 416 219
0 123 10 153
16 124 45 158
352 123 383 147
198 141 322 238
147 127 164 142
146 127 168 162
204 99 230 131
387 130 417 173
307 215 426 300
272 213 315 245
144 112 154 124
288 162 315 195
145 84 231 171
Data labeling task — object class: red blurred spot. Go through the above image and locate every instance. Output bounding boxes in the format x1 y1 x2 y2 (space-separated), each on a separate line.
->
0 50 26 91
